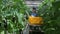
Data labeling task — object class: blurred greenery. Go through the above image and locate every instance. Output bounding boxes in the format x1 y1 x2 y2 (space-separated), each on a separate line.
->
38 0 60 34
0 0 27 34
0 0 60 34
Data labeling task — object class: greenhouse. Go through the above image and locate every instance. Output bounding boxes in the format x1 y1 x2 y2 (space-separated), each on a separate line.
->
0 0 60 34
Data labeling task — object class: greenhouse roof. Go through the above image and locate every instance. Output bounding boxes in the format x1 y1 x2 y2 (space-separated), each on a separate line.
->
25 0 44 7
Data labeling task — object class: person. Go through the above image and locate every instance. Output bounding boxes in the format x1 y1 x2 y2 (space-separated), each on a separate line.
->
30 7 38 17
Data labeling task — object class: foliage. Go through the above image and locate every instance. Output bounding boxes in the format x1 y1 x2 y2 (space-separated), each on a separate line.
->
38 0 60 34
0 0 27 34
